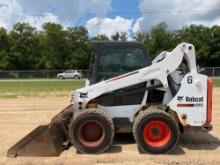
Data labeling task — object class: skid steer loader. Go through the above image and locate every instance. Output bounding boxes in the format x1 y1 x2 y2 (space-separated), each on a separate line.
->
7 42 213 157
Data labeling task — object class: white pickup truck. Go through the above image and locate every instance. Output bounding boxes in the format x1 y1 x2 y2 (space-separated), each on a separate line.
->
57 70 81 79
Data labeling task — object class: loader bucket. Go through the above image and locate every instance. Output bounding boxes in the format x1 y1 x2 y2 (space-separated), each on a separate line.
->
7 104 74 157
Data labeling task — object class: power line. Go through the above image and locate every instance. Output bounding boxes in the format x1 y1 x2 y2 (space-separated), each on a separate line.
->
0 8 219 17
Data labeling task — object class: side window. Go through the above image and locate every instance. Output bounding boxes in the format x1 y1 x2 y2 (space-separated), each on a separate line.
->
125 49 145 71
97 48 145 82
66 70 73 73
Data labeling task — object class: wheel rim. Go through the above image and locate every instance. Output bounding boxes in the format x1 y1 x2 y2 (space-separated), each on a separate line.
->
143 120 171 148
78 120 105 148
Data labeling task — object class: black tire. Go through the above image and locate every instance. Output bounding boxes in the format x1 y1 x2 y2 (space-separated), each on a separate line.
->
133 109 180 154
58 75 64 80
74 75 80 79
69 108 114 154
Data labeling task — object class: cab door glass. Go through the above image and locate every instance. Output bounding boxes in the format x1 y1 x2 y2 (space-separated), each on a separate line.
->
97 48 145 82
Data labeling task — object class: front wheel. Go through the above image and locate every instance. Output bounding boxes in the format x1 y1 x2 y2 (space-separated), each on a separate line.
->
133 109 180 154
58 75 64 80
69 108 114 154
74 75 80 79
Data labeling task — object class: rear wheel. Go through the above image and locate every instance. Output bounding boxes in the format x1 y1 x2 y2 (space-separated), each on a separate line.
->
74 75 80 79
133 109 180 154
58 75 64 80
69 108 114 154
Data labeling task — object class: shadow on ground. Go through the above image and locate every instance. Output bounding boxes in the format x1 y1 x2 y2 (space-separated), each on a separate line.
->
180 131 220 150
107 132 220 155
106 133 134 153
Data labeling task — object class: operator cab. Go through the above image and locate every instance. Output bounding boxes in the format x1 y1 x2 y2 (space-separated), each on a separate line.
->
88 41 151 106
89 41 151 84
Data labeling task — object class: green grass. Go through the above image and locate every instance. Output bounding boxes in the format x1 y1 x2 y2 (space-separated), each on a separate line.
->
213 78 220 87
0 77 219 98
0 79 85 98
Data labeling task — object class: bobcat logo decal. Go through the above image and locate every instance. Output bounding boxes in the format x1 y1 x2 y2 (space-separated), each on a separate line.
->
177 96 184 102
79 92 88 98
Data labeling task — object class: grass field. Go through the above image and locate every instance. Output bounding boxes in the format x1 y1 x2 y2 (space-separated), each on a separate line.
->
0 78 219 98
0 79 85 98
214 78 220 87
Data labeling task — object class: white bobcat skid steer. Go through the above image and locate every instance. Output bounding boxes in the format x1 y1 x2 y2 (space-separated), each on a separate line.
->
8 42 212 156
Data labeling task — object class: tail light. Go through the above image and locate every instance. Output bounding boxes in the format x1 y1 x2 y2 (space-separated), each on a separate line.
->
207 78 213 123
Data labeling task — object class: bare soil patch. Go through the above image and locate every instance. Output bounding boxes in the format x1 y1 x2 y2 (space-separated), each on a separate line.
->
0 89 220 165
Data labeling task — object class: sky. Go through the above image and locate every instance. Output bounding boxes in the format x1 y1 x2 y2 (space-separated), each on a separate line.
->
0 0 220 37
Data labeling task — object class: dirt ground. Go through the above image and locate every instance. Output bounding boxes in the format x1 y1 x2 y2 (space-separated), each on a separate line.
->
0 89 220 165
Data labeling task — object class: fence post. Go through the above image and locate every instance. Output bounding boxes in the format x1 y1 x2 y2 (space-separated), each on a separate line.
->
213 67 215 77
47 70 49 91
16 71 19 95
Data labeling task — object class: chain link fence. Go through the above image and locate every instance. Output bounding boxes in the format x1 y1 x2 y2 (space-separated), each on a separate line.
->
0 67 219 80
0 70 91 97
0 70 91 80
200 67 220 78
0 68 219 97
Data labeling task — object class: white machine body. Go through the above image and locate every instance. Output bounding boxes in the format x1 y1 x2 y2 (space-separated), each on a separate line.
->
71 43 210 129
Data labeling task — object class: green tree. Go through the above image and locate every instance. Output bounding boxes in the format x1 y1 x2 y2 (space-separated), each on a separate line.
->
65 27 90 69
40 22 70 69
0 27 11 70
9 23 40 70
133 31 145 42
91 34 109 41
144 22 177 58
111 32 128 41
208 25 220 67
177 25 211 66
0 22 219 70
111 32 120 41
119 32 128 41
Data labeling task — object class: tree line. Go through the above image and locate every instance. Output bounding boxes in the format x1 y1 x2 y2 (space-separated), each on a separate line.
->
0 22 219 70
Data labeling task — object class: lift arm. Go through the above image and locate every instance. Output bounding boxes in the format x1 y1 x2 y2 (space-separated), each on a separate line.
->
73 43 197 110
